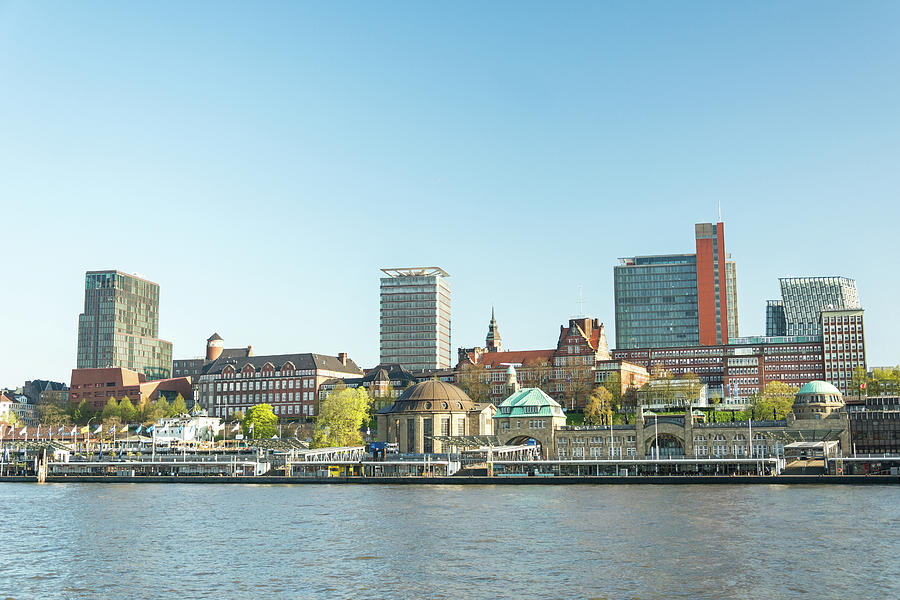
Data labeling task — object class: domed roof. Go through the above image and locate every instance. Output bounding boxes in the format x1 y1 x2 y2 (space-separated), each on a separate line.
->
382 380 477 413
797 381 842 396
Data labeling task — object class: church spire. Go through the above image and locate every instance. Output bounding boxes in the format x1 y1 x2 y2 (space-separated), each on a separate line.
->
486 307 502 352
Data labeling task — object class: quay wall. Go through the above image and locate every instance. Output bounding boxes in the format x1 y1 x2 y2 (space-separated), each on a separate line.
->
1 475 898 485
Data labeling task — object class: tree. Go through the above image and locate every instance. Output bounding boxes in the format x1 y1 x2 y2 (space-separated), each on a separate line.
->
646 366 677 408
39 402 69 427
169 394 188 416
312 387 371 448
751 381 797 420
456 363 491 403
101 397 119 421
564 366 594 410
243 404 278 439
118 396 137 423
232 410 244 424
850 366 868 399
147 398 170 423
602 372 623 412
679 372 704 409
2 410 19 426
584 386 613 426
71 400 94 424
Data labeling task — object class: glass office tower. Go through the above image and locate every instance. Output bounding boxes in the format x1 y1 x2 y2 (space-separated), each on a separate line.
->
614 254 700 349
614 222 737 349
765 300 787 336
779 277 860 336
76 270 173 379
380 267 451 371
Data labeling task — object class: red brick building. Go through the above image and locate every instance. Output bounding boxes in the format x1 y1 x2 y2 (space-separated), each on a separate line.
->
70 367 193 410
196 351 363 420
612 337 825 404
458 316 646 409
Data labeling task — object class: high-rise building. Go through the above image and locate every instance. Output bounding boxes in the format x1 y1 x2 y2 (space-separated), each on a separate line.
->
724 259 739 341
379 267 451 371
778 276 860 336
765 300 787 336
76 270 173 380
821 308 866 395
614 222 736 349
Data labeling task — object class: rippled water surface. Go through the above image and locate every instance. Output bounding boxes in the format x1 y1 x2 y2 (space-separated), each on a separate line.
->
0 483 898 599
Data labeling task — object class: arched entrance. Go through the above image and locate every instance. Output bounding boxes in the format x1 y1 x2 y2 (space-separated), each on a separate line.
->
647 433 685 458
505 435 542 458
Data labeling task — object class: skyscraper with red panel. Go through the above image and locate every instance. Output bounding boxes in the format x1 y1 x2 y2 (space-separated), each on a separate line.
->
694 222 729 346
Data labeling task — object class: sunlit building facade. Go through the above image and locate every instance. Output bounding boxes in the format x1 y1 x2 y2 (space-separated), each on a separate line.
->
380 267 451 371
614 222 737 349
76 270 172 380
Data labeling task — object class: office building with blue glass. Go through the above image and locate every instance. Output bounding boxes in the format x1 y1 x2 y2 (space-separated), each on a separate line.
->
614 223 738 350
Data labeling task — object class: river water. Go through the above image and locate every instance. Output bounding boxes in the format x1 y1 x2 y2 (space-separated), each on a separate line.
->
0 483 897 599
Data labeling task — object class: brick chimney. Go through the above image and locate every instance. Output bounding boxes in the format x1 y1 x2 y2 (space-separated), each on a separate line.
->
338 352 348 366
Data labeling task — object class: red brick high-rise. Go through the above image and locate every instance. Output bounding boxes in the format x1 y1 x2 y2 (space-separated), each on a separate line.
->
694 222 729 346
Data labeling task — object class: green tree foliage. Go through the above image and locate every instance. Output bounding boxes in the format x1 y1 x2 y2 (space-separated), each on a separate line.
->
679 372 704 408
456 363 491 403
850 366 868 399
118 396 137 423
38 402 69 426
101 397 119 421
71 400 94 424
149 398 170 423
168 394 188 416
2 410 19 426
312 387 371 448
584 386 613 425
602 372 623 412
243 404 278 439
647 366 677 407
867 366 900 395
750 381 798 420
232 410 244 424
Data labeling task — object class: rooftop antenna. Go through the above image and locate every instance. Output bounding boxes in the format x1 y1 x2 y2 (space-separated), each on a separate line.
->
578 286 584 317
718 199 722 223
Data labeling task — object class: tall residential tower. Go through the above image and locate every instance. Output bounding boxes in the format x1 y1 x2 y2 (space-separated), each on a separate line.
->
76 270 173 380
379 267 451 371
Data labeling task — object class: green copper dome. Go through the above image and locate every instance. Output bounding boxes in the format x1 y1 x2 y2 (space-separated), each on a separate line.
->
797 381 842 396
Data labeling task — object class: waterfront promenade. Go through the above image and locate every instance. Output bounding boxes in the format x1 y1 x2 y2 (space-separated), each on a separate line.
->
2 474 898 485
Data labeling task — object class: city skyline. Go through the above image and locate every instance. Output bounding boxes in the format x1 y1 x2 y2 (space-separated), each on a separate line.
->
2 3 899 385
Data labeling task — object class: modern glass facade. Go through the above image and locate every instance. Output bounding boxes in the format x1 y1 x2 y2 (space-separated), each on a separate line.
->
779 277 860 336
380 268 451 371
765 300 787 336
76 270 173 379
725 260 739 340
614 254 700 349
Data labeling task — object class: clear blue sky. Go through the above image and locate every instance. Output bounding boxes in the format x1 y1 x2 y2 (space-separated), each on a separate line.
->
1 1 898 386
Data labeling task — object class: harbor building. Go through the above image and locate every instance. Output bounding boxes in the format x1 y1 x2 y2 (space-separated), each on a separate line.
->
196 350 363 420
69 367 192 410
76 270 173 380
485 379 853 466
375 380 495 454
380 267 452 371
614 222 738 349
